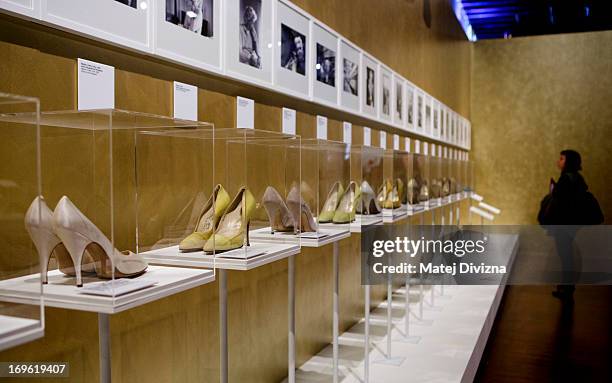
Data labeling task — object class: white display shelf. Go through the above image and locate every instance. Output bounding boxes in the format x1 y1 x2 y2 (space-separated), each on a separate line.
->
251 226 350 248
350 214 383 233
0 315 43 352
406 205 426 216
0 266 214 314
143 242 300 271
382 209 408 224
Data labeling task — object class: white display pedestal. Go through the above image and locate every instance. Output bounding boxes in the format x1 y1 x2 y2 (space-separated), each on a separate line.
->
143 240 299 383
0 265 214 383
0 314 43 352
251 226 349 247
350 214 383 233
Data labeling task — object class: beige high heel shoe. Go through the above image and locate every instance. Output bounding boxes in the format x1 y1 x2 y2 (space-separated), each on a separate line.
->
262 186 295 233
24 196 95 284
318 182 344 223
286 186 317 233
53 196 148 287
358 180 380 215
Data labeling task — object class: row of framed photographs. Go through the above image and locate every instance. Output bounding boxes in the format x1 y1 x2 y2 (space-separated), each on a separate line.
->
0 0 471 149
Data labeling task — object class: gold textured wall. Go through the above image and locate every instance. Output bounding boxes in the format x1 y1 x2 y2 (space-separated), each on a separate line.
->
0 0 472 381
471 31 612 224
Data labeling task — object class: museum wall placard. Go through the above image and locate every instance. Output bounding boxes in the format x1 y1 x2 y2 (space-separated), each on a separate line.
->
471 30 612 225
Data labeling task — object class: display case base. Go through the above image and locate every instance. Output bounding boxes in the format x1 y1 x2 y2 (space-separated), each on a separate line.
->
350 214 383 233
251 226 350 248
143 242 300 271
0 315 43 352
382 209 408 223
0 266 214 314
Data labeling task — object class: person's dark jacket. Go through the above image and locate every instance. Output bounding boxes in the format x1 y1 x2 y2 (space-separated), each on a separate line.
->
538 171 603 225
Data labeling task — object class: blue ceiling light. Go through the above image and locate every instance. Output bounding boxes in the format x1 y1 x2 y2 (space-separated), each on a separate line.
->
585 6 590 17
451 0 478 42
549 6 555 24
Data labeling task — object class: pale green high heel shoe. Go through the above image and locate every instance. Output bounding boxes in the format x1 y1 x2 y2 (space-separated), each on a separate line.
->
318 181 344 223
333 181 361 223
203 187 255 253
180 184 231 252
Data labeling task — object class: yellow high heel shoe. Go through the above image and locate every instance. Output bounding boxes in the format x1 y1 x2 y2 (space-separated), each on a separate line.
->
180 184 231 252
203 187 255 253
397 178 406 205
418 181 429 202
318 181 344 223
407 178 419 205
333 181 361 223
262 186 294 233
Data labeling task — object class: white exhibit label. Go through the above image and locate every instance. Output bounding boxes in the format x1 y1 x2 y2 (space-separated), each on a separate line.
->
444 146 448 158
173 81 198 121
405 137 411 152
424 141 428 155
343 122 352 144
393 134 399 150
380 131 386 149
236 96 255 129
316 115 328 140
363 127 371 146
77 58 114 111
415 139 420 154
282 108 296 135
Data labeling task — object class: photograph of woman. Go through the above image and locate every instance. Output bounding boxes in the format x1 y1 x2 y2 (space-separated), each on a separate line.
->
366 67 375 107
239 0 261 69
343 58 358 95
165 0 214 37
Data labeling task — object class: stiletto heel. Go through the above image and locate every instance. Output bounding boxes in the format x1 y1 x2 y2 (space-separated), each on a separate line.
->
262 186 294 233
53 196 148 285
286 185 316 233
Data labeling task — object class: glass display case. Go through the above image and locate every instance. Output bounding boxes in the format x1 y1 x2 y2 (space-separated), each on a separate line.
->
0 108 211 304
409 153 430 211
381 149 408 220
297 139 351 237
350 145 385 227
0 93 44 351
441 157 452 205
451 157 463 201
206 129 302 254
429 155 442 207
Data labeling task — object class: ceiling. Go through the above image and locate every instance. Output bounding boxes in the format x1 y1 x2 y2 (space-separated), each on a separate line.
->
456 0 612 40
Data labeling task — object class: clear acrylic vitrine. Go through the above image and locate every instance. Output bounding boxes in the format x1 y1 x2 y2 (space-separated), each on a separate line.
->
295 139 351 239
351 145 384 227
209 129 301 256
381 149 408 219
441 157 451 205
429 154 442 208
1 108 211 303
411 153 430 210
0 93 44 351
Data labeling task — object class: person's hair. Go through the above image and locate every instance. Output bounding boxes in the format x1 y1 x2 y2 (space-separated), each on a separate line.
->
243 6 257 24
560 149 582 172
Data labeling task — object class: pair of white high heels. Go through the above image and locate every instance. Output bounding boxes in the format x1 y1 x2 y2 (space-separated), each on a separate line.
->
24 196 148 287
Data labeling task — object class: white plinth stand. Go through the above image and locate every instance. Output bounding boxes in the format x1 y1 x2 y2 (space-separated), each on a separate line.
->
0 314 43 352
0 265 214 383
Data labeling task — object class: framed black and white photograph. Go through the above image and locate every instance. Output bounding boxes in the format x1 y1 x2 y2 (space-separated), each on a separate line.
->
432 100 440 138
275 0 310 97
441 106 447 142
115 0 137 8
339 40 360 111
407 83 415 131
225 0 273 86
393 75 404 127
424 94 432 136
155 0 221 72
316 44 335 86
379 67 392 121
165 0 213 37
41 0 150 52
416 90 424 132
311 21 338 105
361 54 377 117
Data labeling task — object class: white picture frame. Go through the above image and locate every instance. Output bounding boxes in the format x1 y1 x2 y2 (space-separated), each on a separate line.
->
416 89 424 134
361 53 377 118
224 0 274 87
406 82 415 132
41 0 151 53
155 0 221 73
424 93 432 137
339 39 360 112
275 0 310 98
432 100 440 139
392 74 405 128
311 21 338 106
0 0 41 19
378 65 392 123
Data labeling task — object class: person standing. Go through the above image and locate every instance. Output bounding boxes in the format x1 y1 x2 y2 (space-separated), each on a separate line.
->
538 149 604 300
239 5 261 68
